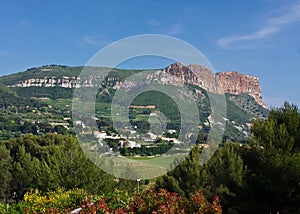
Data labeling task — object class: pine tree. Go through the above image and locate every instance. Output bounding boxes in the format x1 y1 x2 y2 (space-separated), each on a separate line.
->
243 102 300 213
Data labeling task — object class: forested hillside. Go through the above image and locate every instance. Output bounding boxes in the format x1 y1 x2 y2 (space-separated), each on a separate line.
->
0 65 269 142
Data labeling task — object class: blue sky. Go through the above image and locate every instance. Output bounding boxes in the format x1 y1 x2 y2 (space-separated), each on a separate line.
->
0 0 299 107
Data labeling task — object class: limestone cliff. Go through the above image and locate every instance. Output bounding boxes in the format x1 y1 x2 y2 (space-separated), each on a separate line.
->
217 72 264 107
154 63 265 107
6 63 265 107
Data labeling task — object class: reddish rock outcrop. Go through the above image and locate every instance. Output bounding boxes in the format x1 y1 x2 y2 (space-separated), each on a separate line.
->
217 71 264 107
157 63 265 107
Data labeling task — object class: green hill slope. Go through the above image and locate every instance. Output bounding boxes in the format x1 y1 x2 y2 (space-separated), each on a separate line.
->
0 65 269 142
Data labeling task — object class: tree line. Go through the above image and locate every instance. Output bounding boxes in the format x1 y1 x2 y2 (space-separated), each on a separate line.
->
0 134 138 204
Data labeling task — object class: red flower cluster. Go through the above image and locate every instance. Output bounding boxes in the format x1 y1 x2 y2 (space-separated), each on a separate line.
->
76 188 221 214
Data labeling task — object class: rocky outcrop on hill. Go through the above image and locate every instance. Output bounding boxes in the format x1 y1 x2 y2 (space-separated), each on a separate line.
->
151 63 265 107
6 63 265 107
7 76 101 88
217 71 264 107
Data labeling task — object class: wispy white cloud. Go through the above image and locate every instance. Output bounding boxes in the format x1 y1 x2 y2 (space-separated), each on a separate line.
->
83 36 109 46
217 26 278 48
217 1 300 48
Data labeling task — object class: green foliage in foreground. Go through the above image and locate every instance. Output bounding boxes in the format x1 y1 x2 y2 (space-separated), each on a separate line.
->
0 134 138 204
157 102 300 214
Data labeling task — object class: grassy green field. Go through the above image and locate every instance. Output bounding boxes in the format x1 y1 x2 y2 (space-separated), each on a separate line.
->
128 154 186 169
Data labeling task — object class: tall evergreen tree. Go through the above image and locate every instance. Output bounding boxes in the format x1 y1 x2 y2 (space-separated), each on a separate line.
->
156 147 212 198
207 143 246 213
242 102 300 213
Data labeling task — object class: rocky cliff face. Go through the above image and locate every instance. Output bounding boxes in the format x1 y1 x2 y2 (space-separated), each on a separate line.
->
146 62 219 92
217 72 264 107
150 63 265 107
7 63 265 107
7 76 100 88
